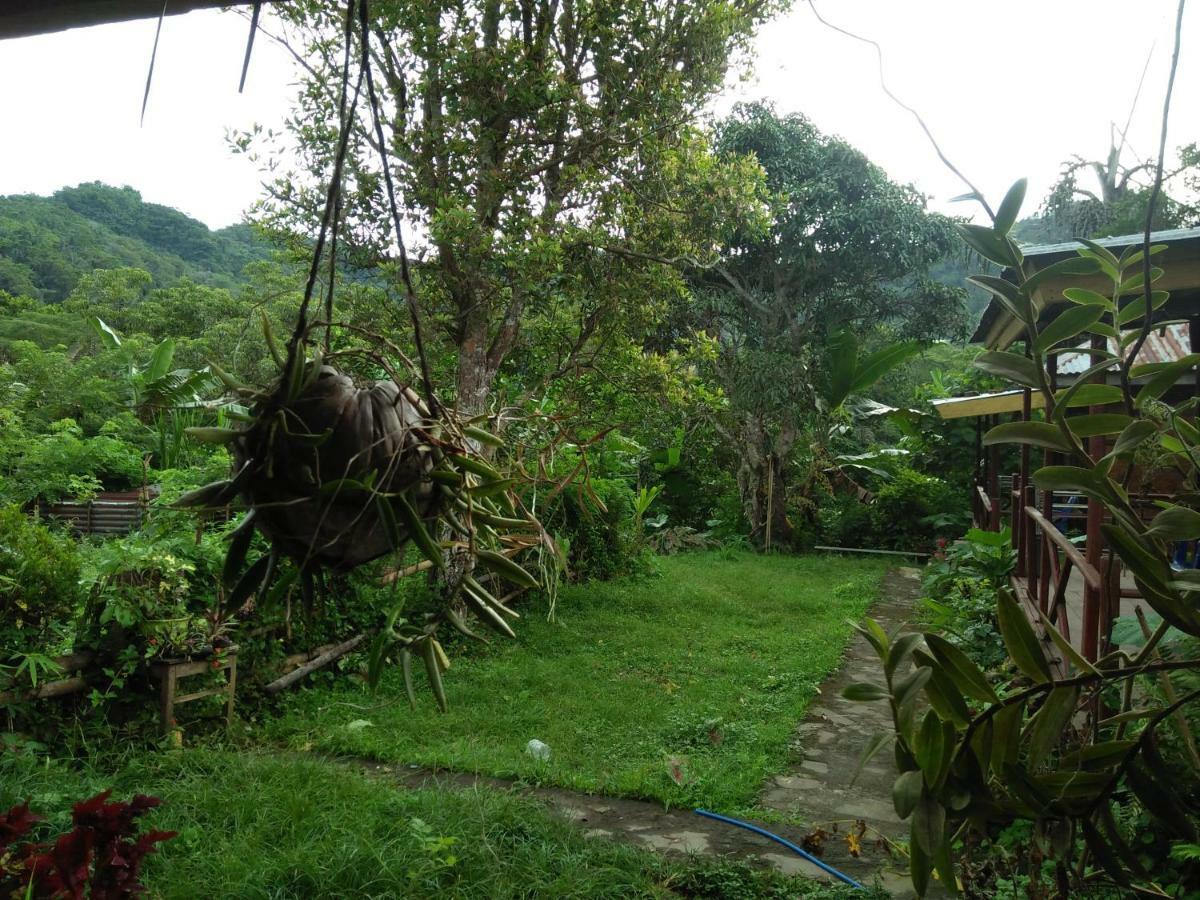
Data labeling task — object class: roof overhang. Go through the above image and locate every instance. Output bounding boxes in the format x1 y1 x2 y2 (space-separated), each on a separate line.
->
0 1 280 41
971 227 1200 350
932 389 1047 420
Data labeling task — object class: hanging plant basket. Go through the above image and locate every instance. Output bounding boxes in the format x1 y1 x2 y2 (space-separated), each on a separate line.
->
167 2 551 709
232 364 441 571
174 336 546 709
177 344 528 580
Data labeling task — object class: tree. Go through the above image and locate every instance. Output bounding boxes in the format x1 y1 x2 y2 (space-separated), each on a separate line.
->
690 103 965 545
243 0 777 415
1040 137 1199 239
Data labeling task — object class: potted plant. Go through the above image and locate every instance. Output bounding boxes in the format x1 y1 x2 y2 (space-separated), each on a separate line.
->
79 538 200 659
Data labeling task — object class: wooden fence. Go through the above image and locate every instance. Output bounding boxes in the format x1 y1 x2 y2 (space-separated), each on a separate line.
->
973 477 1143 670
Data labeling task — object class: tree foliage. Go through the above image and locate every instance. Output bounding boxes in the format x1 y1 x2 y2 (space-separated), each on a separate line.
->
686 103 966 544
244 0 776 413
1039 140 1199 241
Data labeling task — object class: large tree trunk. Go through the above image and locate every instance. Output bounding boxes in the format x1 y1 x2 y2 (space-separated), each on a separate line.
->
454 301 498 417
733 417 795 549
452 283 523 419
456 339 493 417
762 453 792 549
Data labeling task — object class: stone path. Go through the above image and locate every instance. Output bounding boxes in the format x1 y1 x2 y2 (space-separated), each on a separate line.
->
334 566 927 896
352 758 861 880
759 567 925 896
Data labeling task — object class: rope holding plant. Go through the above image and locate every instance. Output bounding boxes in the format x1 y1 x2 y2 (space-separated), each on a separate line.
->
171 0 546 710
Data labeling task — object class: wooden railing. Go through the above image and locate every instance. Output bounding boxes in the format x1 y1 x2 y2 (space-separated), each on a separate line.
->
973 485 994 530
972 478 1116 666
1023 506 1102 646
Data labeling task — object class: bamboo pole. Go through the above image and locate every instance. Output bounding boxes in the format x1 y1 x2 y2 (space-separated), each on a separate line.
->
764 456 774 552
0 676 88 705
264 633 368 695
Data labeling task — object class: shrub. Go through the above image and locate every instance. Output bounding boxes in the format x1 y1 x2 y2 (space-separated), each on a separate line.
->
919 528 1016 671
922 526 1016 597
540 477 646 582
867 467 958 551
2 418 146 505
817 493 874 549
705 487 750 543
78 536 198 653
0 505 81 658
0 791 175 898
921 576 1008 671
816 468 962 552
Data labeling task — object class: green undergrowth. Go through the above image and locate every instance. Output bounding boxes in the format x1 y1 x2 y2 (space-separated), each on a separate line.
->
266 551 887 812
0 747 873 899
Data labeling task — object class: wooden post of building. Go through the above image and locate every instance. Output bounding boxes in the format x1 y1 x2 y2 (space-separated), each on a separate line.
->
1082 333 1106 661
1192 316 1200 404
1016 387 1032 577
988 414 1001 531
1038 355 1059 613
973 416 984 527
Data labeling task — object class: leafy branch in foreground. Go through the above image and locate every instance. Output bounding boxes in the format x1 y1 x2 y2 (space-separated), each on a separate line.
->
847 176 1200 897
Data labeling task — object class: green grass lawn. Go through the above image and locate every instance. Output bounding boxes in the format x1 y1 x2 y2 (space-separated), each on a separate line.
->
0 748 867 899
267 551 887 811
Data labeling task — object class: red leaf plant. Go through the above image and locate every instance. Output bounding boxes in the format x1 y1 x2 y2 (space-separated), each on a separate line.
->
0 790 176 898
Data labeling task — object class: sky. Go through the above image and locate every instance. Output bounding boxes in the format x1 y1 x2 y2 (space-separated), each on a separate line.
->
0 0 1196 230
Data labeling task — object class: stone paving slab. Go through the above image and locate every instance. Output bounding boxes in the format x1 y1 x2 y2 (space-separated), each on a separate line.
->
758 567 937 897
348 757 874 887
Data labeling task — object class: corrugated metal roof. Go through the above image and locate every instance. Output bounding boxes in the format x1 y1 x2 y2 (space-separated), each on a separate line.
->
1018 227 1200 260
970 226 1200 348
1057 323 1192 374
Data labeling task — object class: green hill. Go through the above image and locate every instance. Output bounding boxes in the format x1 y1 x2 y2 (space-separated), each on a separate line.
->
0 182 267 302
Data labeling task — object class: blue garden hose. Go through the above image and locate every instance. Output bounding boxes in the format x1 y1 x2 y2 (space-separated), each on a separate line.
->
694 808 866 890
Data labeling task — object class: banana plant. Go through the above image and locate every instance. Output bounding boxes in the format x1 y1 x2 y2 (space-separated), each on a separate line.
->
90 317 214 421
822 329 924 412
633 484 663 523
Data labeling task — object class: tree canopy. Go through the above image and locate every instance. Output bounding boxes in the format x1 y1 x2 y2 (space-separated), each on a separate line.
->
685 102 966 543
245 0 778 413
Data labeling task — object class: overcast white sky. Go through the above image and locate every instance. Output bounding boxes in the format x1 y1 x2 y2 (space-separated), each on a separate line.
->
0 0 1195 229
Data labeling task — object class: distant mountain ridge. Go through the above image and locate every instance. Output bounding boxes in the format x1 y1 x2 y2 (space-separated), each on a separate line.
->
0 182 268 302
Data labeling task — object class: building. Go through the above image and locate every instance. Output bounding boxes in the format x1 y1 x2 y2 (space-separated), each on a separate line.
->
935 226 1200 666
